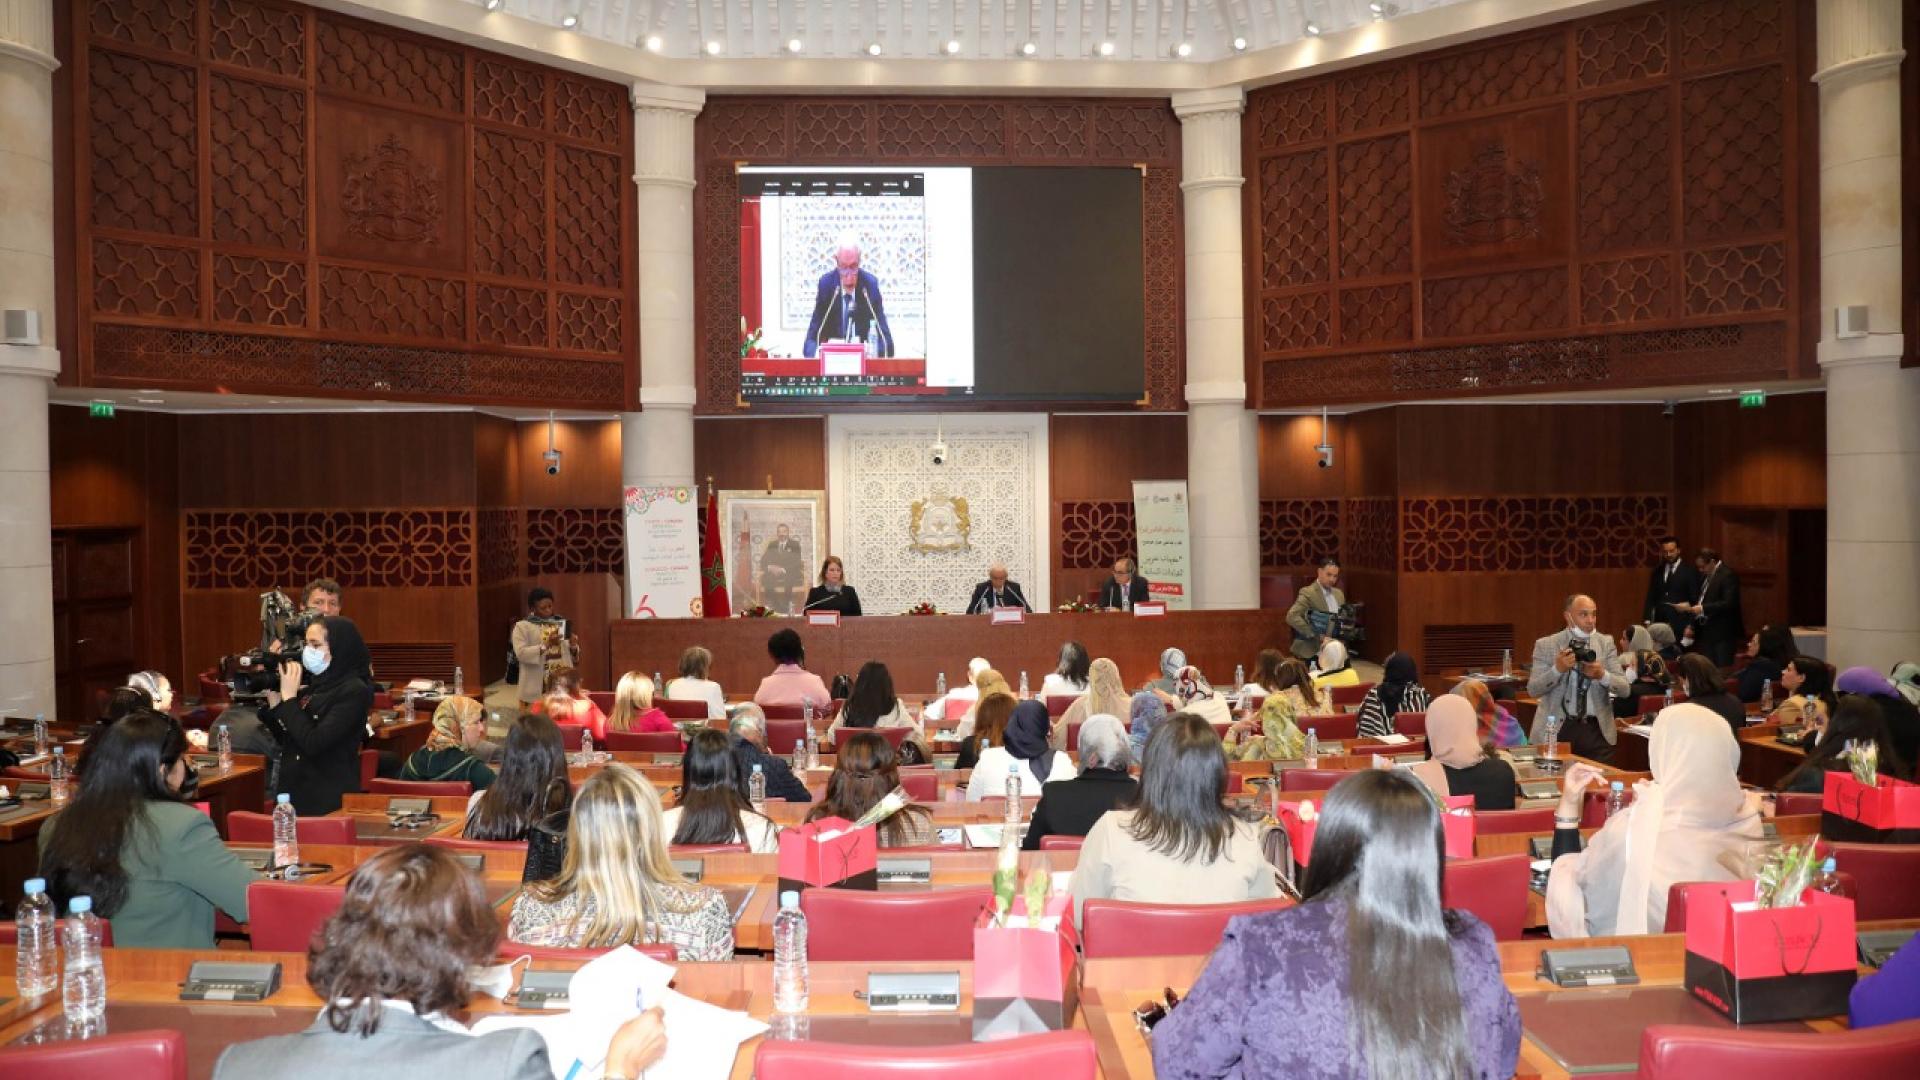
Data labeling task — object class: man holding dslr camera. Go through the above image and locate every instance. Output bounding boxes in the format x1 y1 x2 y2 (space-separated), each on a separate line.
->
1527 593 1630 763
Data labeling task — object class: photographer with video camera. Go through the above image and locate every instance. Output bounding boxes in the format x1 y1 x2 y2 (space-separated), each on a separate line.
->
265 579 342 655
1527 594 1630 764
261 615 375 814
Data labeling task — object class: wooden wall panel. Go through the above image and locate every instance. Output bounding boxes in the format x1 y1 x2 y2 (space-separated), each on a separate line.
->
1049 415 1187 603
1672 392 1826 542
176 413 476 508
1395 404 1674 496
516 420 622 508
693 418 828 493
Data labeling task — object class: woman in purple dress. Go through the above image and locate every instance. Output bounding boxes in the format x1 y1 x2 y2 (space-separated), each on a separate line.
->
1150 770 1521 1079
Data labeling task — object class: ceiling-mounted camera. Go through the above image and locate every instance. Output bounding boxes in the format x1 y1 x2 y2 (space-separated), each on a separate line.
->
929 441 948 466
543 448 563 476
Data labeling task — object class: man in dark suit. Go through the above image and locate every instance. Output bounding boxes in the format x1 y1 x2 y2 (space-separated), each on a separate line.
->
802 237 893 358
1677 548 1744 667
1097 555 1151 609
1643 534 1700 629
966 563 1032 614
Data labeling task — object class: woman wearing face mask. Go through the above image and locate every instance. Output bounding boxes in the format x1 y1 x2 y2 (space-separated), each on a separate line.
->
263 616 376 814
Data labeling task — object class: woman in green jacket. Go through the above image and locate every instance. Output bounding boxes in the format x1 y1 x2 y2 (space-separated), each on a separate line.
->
38 712 259 948
400 698 497 792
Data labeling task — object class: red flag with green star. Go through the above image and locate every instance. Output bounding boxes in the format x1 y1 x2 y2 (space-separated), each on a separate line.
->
700 488 730 619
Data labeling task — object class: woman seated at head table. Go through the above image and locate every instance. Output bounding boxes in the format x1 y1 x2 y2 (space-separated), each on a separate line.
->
802 554 863 616
663 729 780 853
1449 678 1528 749
1150 769 1521 1080
1039 640 1092 700
507 763 735 960
663 645 728 720
1767 655 1834 729
1545 703 1764 937
401 698 497 791
1355 652 1430 739
1310 639 1362 691
827 660 928 757
529 666 610 741
464 713 571 839
214 844 666 1080
37 712 259 949
949 666 1014 741
606 671 675 736
1407 696 1517 811
1056 657 1132 751
1774 696 1910 795
806 731 937 848
1022 714 1136 850
965 700 1074 800
1069 713 1281 926
1224 658 1325 762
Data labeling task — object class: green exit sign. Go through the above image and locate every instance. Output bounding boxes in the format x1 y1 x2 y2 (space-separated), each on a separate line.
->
1739 390 1766 409
88 400 115 419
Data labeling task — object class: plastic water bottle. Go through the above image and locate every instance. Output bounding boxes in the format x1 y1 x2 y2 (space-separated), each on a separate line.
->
15 878 58 997
654 671 664 694
803 718 819 769
61 896 105 1024
1019 671 1030 699
1606 780 1626 819
48 747 69 807
580 730 594 759
1233 664 1246 692
272 792 299 868
1663 687 1675 710
935 672 947 697
1814 857 1856 898
217 723 234 773
452 666 464 697
749 763 767 812
32 712 48 756
1760 679 1774 713
1004 762 1022 826
772 891 809 1013
1501 649 1514 679
793 739 808 774
1304 727 1319 762
1540 715 1561 762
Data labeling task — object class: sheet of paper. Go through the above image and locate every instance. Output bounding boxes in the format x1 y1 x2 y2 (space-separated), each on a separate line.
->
1374 733 1411 745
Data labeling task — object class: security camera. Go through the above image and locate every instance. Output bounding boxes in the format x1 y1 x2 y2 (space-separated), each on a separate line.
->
542 448 563 476
1315 443 1334 469
929 441 948 466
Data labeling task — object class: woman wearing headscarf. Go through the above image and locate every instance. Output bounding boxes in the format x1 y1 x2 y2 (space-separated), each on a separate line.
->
1147 648 1187 696
1545 704 1763 937
400 697 497 793
262 616 376 814
1893 662 1920 709
1408 696 1516 810
1172 666 1234 728
1023 715 1137 850
1450 680 1526 749
1058 657 1131 750
1355 652 1429 739
965 699 1073 799
1127 691 1168 760
1646 622 1681 662
1311 639 1361 690
1225 658 1319 761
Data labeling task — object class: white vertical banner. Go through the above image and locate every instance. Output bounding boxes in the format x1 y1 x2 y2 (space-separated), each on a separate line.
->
1131 480 1193 611
622 485 701 619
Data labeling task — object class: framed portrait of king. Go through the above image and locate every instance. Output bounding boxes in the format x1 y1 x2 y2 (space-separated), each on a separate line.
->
718 490 828 616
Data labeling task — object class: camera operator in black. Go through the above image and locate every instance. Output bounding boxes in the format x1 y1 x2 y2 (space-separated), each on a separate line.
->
1526 594 1630 764
261 615 374 814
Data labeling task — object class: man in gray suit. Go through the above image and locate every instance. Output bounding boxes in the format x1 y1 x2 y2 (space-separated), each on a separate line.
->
1527 593 1631 764
1287 556 1347 661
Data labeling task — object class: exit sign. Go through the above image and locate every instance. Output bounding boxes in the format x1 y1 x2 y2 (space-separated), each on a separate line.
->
1739 390 1766 409
88 400 115 419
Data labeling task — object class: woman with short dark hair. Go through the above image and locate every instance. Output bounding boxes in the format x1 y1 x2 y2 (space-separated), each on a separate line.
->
37 713 258 949
1151 770 1521 1080
464 714 570 842
214 844 666 1079
1674 653 1743 732
1738 624 1799 703
664 729 780 852
752 628 831 708
1770 656 1835 729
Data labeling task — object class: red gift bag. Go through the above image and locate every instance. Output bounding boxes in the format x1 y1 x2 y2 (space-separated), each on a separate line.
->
1275 800 1319 867
1440 794 1476 859
1821 771 1920 843
1683 880 1857 1023
972 898 1078 1040
775 816 878 894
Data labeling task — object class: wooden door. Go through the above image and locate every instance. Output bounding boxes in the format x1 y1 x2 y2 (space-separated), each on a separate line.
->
52 528 139 723
1712 507 1787 638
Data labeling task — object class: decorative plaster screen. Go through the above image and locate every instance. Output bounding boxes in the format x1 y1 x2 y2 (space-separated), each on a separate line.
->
827 415 1050 616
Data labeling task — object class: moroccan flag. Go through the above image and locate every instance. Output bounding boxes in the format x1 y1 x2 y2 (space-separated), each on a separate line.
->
700 490 731 619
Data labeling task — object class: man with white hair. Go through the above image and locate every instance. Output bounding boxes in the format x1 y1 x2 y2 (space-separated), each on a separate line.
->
1021 714 1138 849
726 704 812 802
802 234 893 358
925 656 991 725
965 564 1032 614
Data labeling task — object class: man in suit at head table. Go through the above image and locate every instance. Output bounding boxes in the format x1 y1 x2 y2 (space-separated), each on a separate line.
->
1286 555 1347 662
1098 555 1151 610
802 235 894 359
966 563 1032 614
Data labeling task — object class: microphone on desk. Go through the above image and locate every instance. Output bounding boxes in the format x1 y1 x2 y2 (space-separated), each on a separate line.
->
802 592 839 612
1006 584 1029 611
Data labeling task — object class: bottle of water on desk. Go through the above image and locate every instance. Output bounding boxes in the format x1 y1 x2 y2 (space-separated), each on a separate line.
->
452 666 464 697
1606 780 1625 820
749 763 767 812
1663 687 1675 711
654 672 665 695
1540 715 1562 767
772 891 809 1013
272 793 300 868
48 747 68 807
1501 649 1513 679
1814 857 1855 898
1233 665 1246 693
32 712 48 756
1759 678 1774 714
935 672 947 698
15 878 57 997
1004 762 1022 830
803 712 818 770
62 896 105 1024
1019 671 1030 699
217 723 233 773
1304 727 1319 765
580 731 594 760
793 739 808 775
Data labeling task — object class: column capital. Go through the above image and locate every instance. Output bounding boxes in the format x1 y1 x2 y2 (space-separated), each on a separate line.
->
632 85 701 190
0 0 57 71
1814 0 1904 85
1184 379 1248 406
1171 86 1245 121
0 344 59 381
1176 88 1245 191
630 83 706 116
1818 334 1907 369
638 385 698 409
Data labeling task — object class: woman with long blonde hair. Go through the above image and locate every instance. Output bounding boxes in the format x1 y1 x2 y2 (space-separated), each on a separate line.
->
953 667 1014 740
1058 657 1132 749
608 671 675 735
508 764 733 959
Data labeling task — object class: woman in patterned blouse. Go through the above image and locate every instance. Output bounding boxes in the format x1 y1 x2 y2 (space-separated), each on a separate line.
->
1223 659 1322 761
507 764 733 961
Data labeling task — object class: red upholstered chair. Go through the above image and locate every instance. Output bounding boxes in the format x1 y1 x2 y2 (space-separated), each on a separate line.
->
1328 683 1375 709
1226 772 1245 794
761 704 808 720
1441 854 1530 941
1393 712 1427 738
1831 842 1920 920
833 725 909 753
496 942 677 963
1637 694 1669 717
1639 1018 1920 1079
1299 713 1358 741
366 778 473 797
0 1028 186 1080
0 919 114 945
1039 835 1084 851
1209 722 1233 741
799 886 990 962
605 730 682 753
1065 722 1084 752
1279 768 1351 793
359 749 380 788
1044 695 1078 718
198 669 231 704
1773 791 1822 818
763 719 808 755
755 1030 1097 1080
587 690 615 715
898 767 940 803
247 880 348 952
1081 897 1294 958
554 723 586 750
660 697 710 720
1474 807 1559 834
227 811 356 846
372 691 393 712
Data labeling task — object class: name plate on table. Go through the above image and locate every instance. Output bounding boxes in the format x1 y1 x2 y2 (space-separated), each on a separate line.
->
1519 779 1561 800
818 342 866 376
181 960 282 1002
866 971 962 1012
653 753 683 768
1132 602 1167 617
1507 746 1540 761
672 858 704 882
386 797 432 815
807 611 841 627
877 857 933 884
515 969 574 1010
990 607 1025 626
1539 946 1638 988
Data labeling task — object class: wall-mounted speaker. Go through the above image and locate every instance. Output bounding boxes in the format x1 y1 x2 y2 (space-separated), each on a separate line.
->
1835 304 1869 340
2 309 41 346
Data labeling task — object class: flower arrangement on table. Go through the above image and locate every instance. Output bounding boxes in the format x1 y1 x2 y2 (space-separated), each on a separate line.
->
903 601 939 616
735 604 775 618
1056 598 1096 613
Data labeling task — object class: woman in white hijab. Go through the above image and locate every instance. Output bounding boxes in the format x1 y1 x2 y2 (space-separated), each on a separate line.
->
1544 703 1763 937
1311 638 1361 690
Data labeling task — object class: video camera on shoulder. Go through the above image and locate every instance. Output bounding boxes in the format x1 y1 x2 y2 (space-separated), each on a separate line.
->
222 590 317 700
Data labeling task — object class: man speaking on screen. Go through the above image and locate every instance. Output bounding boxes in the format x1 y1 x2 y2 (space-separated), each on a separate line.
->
803 235 894 358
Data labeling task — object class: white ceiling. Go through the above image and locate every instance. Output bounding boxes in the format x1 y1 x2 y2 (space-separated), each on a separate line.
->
471 0 1454 63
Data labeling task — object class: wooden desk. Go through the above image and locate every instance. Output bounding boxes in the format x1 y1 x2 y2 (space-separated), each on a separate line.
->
1740 732 1807 789
612 610 1289 696
364 714 432 757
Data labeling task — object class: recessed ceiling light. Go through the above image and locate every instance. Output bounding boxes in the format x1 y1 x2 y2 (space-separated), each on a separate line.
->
1019 40 1037 56
944 38 962 55
866 41 882 56
1370 1 1384 12
786 37 803 53
1096 41 1114 57
704 40 722 55
1172 41 1193 58
484 0 502 11
1306 23 1323 36
1232 36 1248 51
643 34 663 52
561 12 579 29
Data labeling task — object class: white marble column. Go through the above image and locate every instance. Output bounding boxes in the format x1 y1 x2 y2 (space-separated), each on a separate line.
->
0 0 60 716
1815 0 1914 670
623 85 705 489
1174 87 1259 610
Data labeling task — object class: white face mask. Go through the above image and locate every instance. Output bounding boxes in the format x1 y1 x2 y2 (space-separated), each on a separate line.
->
467 955 529 1000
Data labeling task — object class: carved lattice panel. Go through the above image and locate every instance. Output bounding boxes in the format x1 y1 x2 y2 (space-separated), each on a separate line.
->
1260 500 1342 568
1681 67 1786 242
92 240 200 320
1259 150 1330 291
185 509 475 589
525 508 624 576
1423 268 1569 339
1261 292 1332 354
90 0 196 54
212 254 307 327
552 77 626 148
1401 496 1669 573
1011 104 1091 159
1342 498 1398 572
473 130 548 282
476 508 522 584
208 0 306 77
1250 83 1327 150
210 73 307 251
875 102 1006 158
1677 0 1784 70
555 293 622 355
474 285 548 348
1336 135 1412 280
1058 502 1136 570
1339 284 1415 346
1576 7 1669 88
554 147 623 288
1093 104 1174 160
319 267 465 342
1417 32 1566 118
1334 68 1411 135
1140 167 1182 410
1581 255 1673 326
473 57 546 130
792 102 873 158
314 16 462 112
1683 243 1787 316
1578 88 1672 253
702 101 789 158
89 49 199 238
